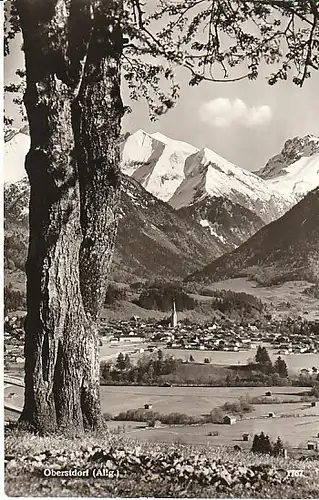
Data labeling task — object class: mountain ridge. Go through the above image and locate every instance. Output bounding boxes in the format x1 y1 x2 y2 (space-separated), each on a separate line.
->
121 129 319 235
4 125 319 285
257 134 319 179
187 187 319 286
4 174 229 284
120 129 198 202
168 146 289 224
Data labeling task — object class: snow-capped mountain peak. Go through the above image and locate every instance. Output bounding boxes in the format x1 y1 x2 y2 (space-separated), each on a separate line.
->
268 153 319 200
120 129 198 202
4 125 30 183
150 131 197 153
257 134 319 179
120 129 162 173
120 130 319 225
184 147 235 178
169 145 290 223
254 134 319 206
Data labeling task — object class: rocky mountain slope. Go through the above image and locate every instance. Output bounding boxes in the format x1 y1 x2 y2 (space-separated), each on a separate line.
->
169 147 289 224
121 129 198 202
187 187 319 285
112 175 226 281
257 134 319 179
4 174 227 284
177 197 265 250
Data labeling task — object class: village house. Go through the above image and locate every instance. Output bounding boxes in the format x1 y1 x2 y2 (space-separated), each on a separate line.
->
307 440 319 451
223 415 236 425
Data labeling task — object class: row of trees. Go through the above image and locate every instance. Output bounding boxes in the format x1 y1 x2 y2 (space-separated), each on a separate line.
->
115 408 205 426
102 352 295 388
102 348 319 388
135 282 266 316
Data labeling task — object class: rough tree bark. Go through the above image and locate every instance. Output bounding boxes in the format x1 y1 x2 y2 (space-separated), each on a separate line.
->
16 0 124 434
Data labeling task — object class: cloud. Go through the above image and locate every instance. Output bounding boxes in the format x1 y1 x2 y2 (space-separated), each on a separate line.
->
199 98 272 128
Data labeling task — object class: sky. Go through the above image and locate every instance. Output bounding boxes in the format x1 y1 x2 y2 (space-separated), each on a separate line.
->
4 22 319 173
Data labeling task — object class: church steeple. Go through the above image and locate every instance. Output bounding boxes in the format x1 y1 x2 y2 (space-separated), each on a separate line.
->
171 300 177 328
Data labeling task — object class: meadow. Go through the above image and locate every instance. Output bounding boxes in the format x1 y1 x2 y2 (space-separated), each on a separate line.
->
100 341 319 373
5 380 319 450
108 415 319 449
163 347 319 373
207 278 319 321
99 342 143 362
100 385 319 449
99 385 314 417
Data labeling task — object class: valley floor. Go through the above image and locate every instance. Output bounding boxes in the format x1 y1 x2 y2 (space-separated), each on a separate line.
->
5 379 319 450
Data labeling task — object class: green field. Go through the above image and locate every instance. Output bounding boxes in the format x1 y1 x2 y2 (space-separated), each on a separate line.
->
99 340 319 375
99 385 315 416
99 342 145 361
108 415 319 449
5 381 319 449
100 385 319 448
163 347 319 374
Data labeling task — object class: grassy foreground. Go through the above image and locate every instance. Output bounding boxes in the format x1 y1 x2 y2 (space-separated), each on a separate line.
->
4 426 319 498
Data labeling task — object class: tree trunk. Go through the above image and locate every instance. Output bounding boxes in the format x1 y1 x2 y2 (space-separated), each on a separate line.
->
16 0 124 434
